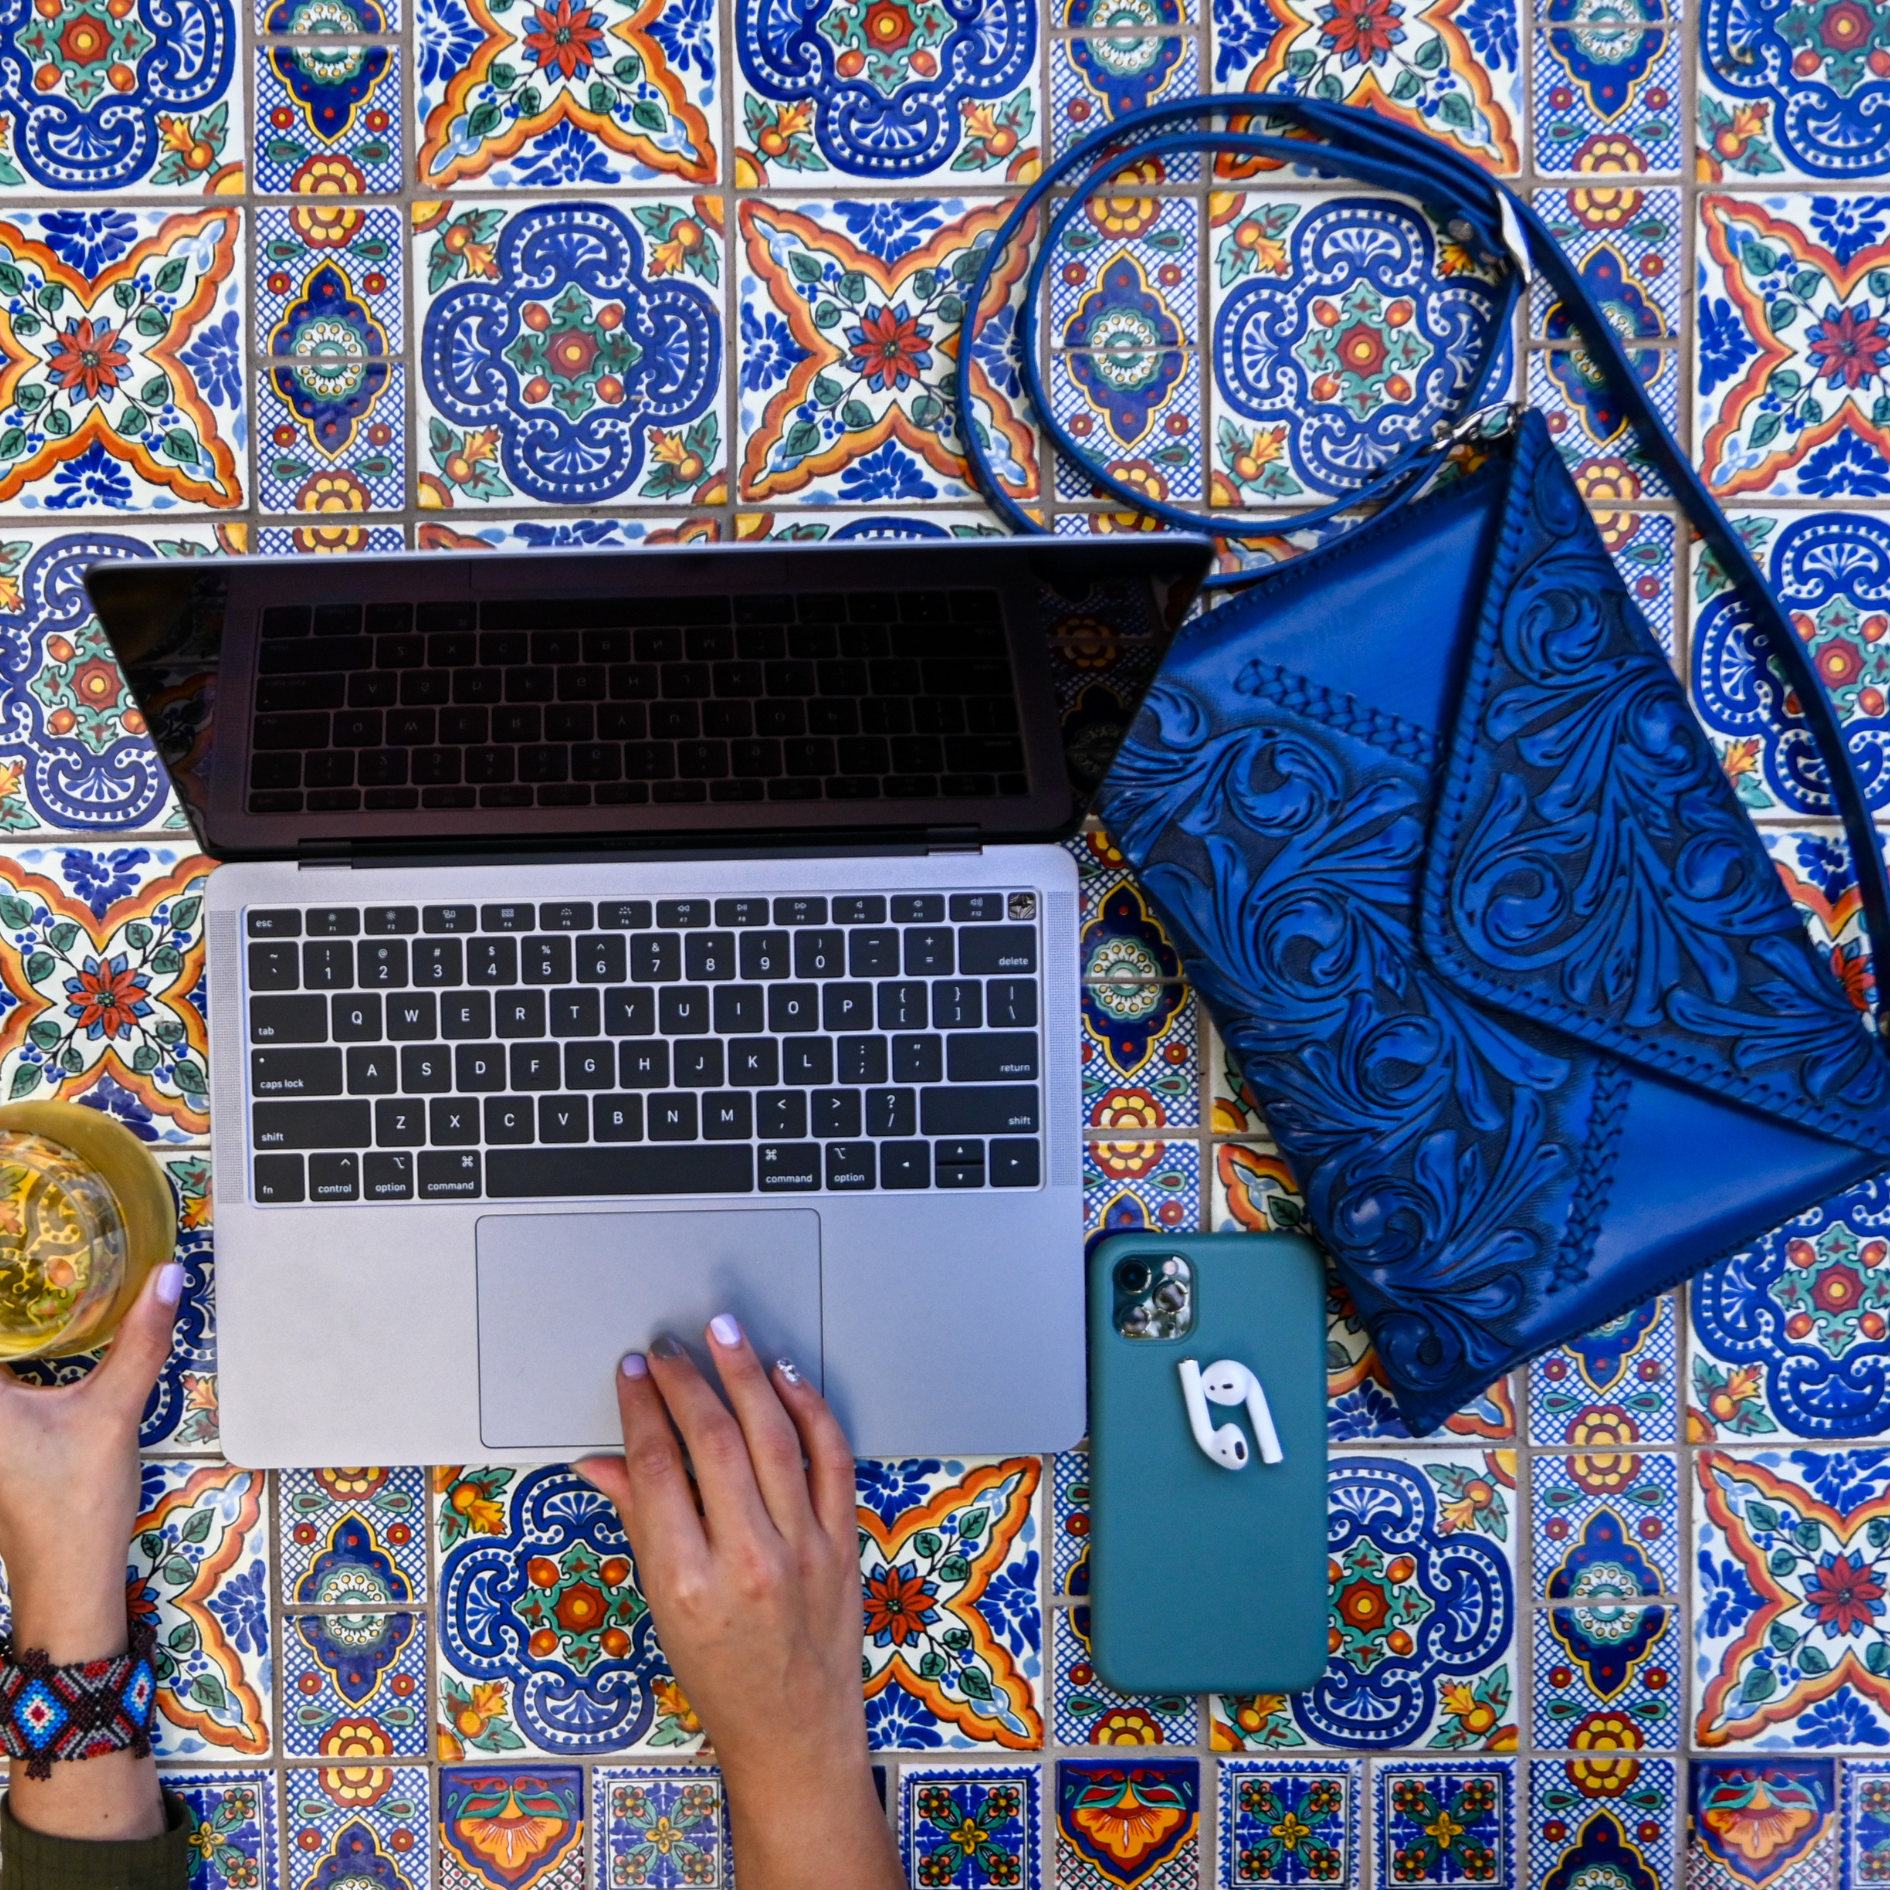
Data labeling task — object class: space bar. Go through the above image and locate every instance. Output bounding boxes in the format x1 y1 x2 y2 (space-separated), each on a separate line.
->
485 1146 754 1198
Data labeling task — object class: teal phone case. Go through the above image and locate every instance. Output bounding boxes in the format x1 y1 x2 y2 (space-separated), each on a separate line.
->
1087 1231 1329 1695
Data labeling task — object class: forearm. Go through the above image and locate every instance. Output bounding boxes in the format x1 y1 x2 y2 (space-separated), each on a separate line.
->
722 1757 902 1890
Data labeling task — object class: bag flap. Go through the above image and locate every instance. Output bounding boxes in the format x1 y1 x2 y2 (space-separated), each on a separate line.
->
1418 413 1890 1154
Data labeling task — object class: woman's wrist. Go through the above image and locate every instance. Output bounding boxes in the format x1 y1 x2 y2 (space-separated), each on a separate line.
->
7 1574 132 1665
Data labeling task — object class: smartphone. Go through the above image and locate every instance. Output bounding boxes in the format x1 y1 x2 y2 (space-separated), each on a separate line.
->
1087 1231 1329 1695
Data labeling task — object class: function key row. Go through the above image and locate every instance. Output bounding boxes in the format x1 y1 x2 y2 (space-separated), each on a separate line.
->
246 893 1032 938
258 590 1002 641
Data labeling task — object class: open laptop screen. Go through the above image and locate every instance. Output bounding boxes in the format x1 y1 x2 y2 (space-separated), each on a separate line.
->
85 538 1210 861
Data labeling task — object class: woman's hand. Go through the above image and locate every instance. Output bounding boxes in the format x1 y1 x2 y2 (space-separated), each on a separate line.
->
576 1318 901 1890
0 1259 182 1839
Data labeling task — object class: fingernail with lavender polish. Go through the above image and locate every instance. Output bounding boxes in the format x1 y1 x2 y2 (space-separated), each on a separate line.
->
621 1352 648 1379
709 1313 741 1348
155 1263 185 1307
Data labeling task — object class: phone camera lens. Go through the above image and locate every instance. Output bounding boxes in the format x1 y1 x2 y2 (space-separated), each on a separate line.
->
1116 1260 1152 1294
1153 1281 1187 1312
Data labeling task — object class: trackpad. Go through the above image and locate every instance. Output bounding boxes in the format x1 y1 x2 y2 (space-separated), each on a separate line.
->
475 1209 822 1449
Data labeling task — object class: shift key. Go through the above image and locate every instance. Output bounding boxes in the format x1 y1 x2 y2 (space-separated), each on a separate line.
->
252 1099 371 1148
919 1084 1038 1135
251 1047 342 1095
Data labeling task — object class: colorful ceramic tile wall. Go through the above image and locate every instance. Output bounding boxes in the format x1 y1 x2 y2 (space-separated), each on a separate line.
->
0 0 1881 1876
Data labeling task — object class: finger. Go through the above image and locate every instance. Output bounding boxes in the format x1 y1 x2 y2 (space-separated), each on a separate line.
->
771 1356 861 1545
645 1334 775 1546
79 1261 182 1420
579 1353 709 1582
703 1315 819 1538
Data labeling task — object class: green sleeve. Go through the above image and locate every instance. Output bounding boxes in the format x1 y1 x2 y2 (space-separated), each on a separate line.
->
0 1789 192 1890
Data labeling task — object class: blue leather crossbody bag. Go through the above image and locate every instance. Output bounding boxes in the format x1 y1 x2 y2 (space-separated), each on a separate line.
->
958 98 1890 1433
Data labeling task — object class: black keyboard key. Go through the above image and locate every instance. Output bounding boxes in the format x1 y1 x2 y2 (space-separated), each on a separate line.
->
308 1152 360 1202
258 636 375 676
987 979 1038 1028
833 897 886 924
248 909 301 938
374 1098 426 1147
251 1047 342 1097
659 987 710 1035
931 980 983 1030
758 1143 820 1192
357 939 409 988
921 1085 1039 1135
783 1038 833 1087
769 985 819 1033
399 1045 452 1093
594 1095 643 1142
335 709 383 748
702 1092 751 1139
454 1045 506 1092
990 1139 1040 1187
838 1035 888 1085
550 989 601 1036
813 1089 861 1138
252 1099 372 1150
429 1098 480 1145
262 605 310 639
960 926 1037 974
947 1033 1039 1082
302 941 354 990
848 929 900 977
419 1151 481 1198
728 1038 778 1086
576 935 627 983
620 1041 669 1087
937 1139 986 1188
674 1041 724 1087
880 1140 930 1189
523 937 572 984
715 898 770 927
950 893 1007 922
630 933 680 983
649 1094 699 1141
364 1152 414 1200
774 896 826 926
825 1142 875 1190
306 910 359 939
758 1091 806 1138
387 994 438 1041
413 750 461 786
878 982 927 1030
892 1035 943 1084
249 941 299 991
253 1153 305 1202
539 1097 589 1143
469 938 519 985
893 895 945 923
605 989 656 1036
425 905 480 934
481 904 533 933
414 940 464 986
510 1044 561 1091
904 928 953 976
564 1043 615 1089
794 930 845 979
684 932 736 981
364 906 419 936
485 1145 751 1198
713 986 764 1033
600 901 654 930
441 992 492 1039
250 994 327 1044
739 930 791 979
867 1087 916 1137
345 1046 398 1095
822 984 873 1033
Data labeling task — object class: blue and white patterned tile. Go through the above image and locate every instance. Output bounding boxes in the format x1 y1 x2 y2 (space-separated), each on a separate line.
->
1690 1758 1837 1887
1695 192 1890 502
283 1767 429 1890
253 42 400 194
1762 830 1881 1030
1207 191 1507 511
1604 510 1677 656
1210 0 1523 173
416 0 715 190
900 1763 1042 1890
1533 1605 1681 1751
1373 1758 1515 1887
1211 1451 1518 1755
1843 1758 1890 1889
0 208 243 516
1692 510 1890 819
1053 1604 1197 1746
1052 1448 1091 1597
1530 184 1683 338
438 1765 587 1890
1085 986 1199 1132
1694 1450 1890 1752
263 0 394 29
593 1766 730 1887
415 517 719 555
1528 341 1679 501
0 0 239 194
1533 1449 1679 1599
164 1770 279 1890
733 0 1034 186
1530 1757 1675 1890
1215 1758 1360 1887
255 364 405 517
1697 0 1890 183
279 1468 426 1607
254 523 408 555
257 206 404 359
135 1460 272 1760
1084 1136 1200 1238
284 1612 429 1760
1529 1296 1679 1447
1533 11 1679 176
1057 1757 1199 1890
1690 1177 1890 1444
1050 34 1197 170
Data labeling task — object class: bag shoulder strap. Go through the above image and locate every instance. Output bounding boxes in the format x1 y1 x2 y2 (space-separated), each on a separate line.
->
954 96 1890 1042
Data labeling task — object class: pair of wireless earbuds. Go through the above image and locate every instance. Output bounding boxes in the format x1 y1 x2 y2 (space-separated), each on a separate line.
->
1178 1358 1283 1470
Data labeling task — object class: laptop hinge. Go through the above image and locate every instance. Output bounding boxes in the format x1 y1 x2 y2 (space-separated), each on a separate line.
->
925 827 983 854
296 840 353 868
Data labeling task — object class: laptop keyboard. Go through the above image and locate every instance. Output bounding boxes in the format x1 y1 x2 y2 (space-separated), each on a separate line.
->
244 892 1045 1205
245 590 1031 815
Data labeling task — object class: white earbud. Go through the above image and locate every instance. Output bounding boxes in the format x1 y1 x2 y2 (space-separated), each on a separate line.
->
1179 1357 1285 1470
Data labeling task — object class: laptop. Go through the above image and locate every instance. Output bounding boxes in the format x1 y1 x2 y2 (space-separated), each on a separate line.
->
87 536 1211 1466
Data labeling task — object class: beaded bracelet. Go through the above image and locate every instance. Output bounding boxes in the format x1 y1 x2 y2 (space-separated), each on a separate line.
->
0 1618 158 1778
